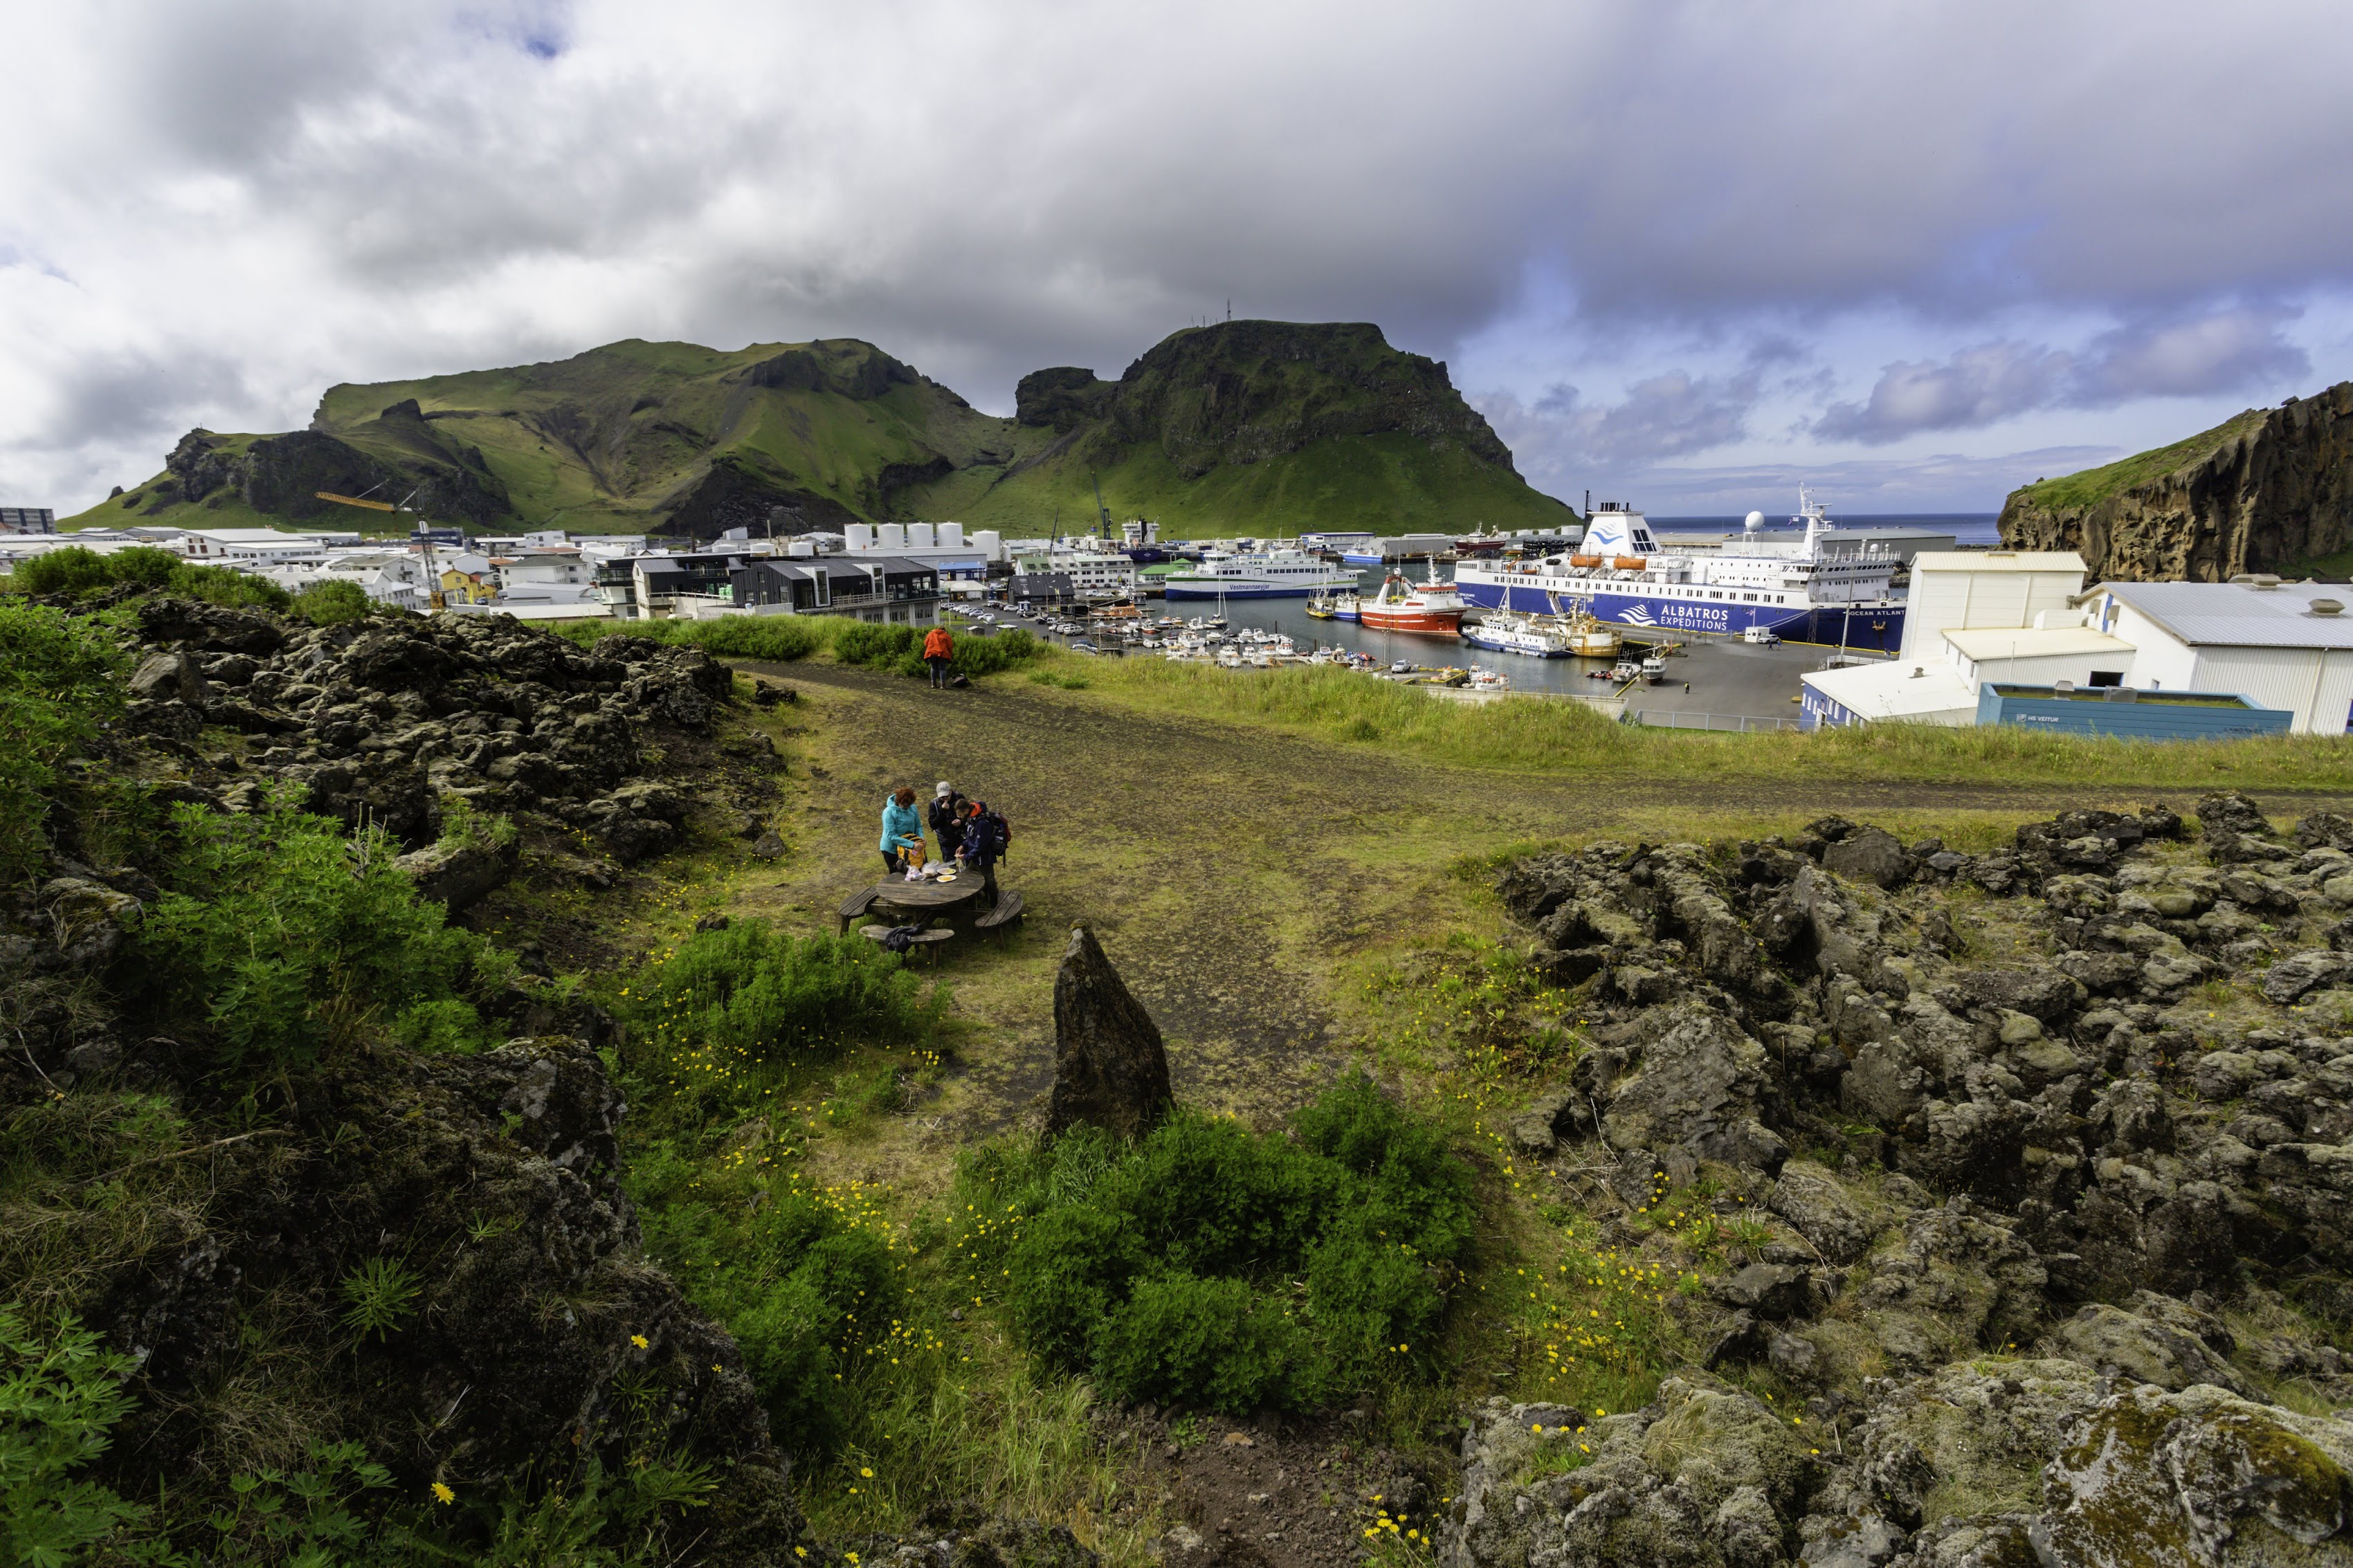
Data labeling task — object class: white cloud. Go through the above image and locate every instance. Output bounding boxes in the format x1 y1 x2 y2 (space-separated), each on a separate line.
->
1813 307 2310 444
3 0 2350 511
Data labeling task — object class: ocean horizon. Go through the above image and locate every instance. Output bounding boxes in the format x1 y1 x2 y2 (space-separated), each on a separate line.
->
1652 512 2003 547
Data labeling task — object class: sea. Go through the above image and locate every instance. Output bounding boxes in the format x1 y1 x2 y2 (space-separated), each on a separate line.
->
1652 513 2004 546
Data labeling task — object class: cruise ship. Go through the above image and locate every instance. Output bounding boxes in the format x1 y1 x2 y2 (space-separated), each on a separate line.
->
1452 491 1905 651
1163 547 1359 599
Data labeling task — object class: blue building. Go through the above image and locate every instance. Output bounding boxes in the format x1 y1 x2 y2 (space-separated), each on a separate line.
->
1976 683 2291 739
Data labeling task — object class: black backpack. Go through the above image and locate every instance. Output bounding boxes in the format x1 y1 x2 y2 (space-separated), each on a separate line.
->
970 807 1011 860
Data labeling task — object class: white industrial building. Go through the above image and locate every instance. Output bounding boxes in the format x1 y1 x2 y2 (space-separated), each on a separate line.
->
1804 551 2353 733
2087 581 2353 731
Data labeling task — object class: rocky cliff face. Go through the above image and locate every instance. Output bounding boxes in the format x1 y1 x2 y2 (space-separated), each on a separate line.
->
1020 320 1520 482
161 408 514 527
1998 383 2353 581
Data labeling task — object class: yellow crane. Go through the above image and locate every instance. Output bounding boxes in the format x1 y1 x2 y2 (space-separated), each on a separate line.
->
313 486 445 610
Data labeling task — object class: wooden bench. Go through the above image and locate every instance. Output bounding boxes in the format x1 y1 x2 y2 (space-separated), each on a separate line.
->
974 890 1024 944
859 923 954 967
837 886 881 934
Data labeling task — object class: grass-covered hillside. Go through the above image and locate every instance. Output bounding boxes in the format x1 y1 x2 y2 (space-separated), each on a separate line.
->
1998 381 2353 580
66 323 1579 543
67 338 1015 542
2010 406 2273 513
900 320 1579 536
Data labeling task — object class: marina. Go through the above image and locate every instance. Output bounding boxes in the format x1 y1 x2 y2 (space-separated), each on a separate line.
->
965 557 1841 722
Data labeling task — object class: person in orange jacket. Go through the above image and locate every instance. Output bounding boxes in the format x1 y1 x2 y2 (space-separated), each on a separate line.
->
922 623 954 688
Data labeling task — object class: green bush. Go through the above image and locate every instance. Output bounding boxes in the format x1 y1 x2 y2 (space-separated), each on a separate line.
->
957 1074 1473 1413
0 1306 152 1564
555 614 1042 681
556 617 824 664
620 920 939 1081
10 546 116 597
7 543 292 614
137 798 498 1066
292 578 372 626
0 601 126 882
626 1142 904 1455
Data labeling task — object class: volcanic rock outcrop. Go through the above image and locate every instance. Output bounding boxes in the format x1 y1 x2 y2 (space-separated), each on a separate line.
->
109 597 763 871
1453 794 2353 1567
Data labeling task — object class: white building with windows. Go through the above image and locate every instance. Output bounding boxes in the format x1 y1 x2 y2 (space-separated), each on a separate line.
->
1011 547 1137 596
1806 554 2353 733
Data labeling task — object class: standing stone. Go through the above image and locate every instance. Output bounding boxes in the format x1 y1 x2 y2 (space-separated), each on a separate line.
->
1046 926 1172 1139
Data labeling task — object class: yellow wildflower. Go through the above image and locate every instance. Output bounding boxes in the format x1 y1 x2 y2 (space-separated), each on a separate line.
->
431 1482 455 1504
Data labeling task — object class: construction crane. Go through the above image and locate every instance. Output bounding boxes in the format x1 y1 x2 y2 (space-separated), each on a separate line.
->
1091 475 1114 537
314 486 445 610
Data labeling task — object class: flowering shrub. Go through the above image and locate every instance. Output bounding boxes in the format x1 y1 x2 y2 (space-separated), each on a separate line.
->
954 1073 1473 1413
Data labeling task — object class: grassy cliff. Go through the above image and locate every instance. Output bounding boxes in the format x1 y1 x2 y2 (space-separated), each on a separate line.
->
66 324 1577 541
1998 385 2353 580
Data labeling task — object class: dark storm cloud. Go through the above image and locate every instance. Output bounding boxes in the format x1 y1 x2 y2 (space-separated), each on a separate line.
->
1815 307 2310 444
5 1 2352 510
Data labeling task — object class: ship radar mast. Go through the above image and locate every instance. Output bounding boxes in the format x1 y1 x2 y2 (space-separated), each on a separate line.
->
1795 486 1834 556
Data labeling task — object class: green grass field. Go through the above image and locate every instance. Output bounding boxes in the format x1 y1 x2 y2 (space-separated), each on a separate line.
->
1020 653 2353 790
2015 405 2269 513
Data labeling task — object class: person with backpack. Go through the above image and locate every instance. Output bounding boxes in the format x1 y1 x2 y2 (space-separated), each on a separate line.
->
928 780 967 858
923 623 955 689
956 797 1010 909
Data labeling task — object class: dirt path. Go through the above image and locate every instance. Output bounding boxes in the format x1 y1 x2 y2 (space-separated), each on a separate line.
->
726 662 2350 1162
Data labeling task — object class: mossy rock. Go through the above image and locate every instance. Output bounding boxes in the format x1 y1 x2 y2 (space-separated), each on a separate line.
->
2042 1383 2353 1566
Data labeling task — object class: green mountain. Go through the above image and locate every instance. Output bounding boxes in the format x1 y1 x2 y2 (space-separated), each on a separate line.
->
899 320 1578 536
64 322 1576 540
1998 383 2353 581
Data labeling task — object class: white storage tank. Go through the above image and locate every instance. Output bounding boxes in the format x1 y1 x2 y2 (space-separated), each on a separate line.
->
876 523 907 549
937 522 965 548
974 529 1002 562
844 523 875 550
905 522 936 549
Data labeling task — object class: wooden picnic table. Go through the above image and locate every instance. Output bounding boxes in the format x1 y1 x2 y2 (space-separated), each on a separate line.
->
866 874 990 927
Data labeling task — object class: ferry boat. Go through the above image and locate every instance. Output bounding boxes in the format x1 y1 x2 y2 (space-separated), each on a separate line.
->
1451 490 1904 652
1163 547 1359 600
1356 572 1462 635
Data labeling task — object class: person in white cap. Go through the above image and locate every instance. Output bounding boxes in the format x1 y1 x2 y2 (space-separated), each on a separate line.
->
927 780 967 859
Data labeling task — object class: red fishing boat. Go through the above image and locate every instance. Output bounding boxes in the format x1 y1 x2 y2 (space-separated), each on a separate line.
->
1357 571 1464 635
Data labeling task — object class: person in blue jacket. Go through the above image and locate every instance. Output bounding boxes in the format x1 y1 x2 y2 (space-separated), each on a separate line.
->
879 785 924 873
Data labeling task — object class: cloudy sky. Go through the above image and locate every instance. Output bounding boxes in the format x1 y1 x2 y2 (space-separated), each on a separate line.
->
7 1 2351 518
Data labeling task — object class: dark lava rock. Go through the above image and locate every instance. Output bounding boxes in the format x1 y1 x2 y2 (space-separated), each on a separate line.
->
1821 826 1909 889
1045 926 1172 1140
127 650 210 704
393 838 518 912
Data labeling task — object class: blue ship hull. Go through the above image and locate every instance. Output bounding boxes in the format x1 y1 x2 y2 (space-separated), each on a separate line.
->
1455 579 1903 652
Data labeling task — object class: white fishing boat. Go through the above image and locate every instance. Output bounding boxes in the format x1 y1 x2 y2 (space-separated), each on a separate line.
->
1461 610 1576 658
